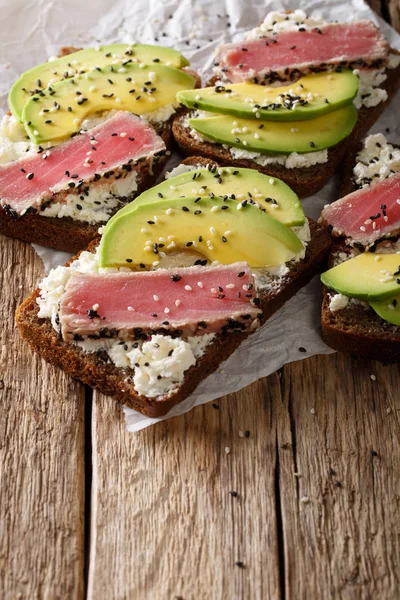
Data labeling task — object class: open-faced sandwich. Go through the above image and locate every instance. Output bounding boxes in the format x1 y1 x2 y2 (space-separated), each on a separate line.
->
320 133 400 362
0 43 198 252
173 9 400 197
16 159 331 416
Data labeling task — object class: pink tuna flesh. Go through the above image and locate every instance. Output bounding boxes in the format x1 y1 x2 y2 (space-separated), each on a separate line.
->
321 172 400 245
216 21 388 83
59 262 261 341
0 111 165 215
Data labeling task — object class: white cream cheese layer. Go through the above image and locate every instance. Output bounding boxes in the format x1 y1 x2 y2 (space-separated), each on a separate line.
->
37 248 215 400
353 133 400 186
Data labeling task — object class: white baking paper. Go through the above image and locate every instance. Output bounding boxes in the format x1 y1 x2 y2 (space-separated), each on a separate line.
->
1 0 399 431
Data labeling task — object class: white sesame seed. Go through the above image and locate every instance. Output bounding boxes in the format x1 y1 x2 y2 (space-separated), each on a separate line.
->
153 295 160 301
92 303 99 311
197 281 204 288
170 185 177 190
387 407 392 414
370 374 376 381
224 231 232 236
242 140 248 146
127 306 135 311
397 199 400 205
164 307 170 314
238 430 244 438
175 299 181 307
237 203 243 210
166 208 173 215
310 408 315 415
226 283 235 289
33 130 39 135
120 132 127 137
375 255 381 261
254 133 260 139
185 285 192 291
384 216 389 222
269 178 275 185
364 219 372 225
140 228 147 234
360 226 366 232
211 206 219 212
152 260 160 266
300 496 310 504
211 287 217 294
225 447 231 454
210 226 216 235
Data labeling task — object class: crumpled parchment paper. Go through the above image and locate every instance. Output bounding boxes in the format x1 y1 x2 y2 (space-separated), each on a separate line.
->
1 0 399 431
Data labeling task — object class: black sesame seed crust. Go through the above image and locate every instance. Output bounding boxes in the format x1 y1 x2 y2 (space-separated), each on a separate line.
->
172 52 400 199
16 212 331 418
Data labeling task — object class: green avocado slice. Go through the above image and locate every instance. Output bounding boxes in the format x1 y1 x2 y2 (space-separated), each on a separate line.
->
321 253 400 301
177 71 358 121
108 166 305 228
369 295 400 325
99 195 304 269
188 104 358 154
9 43 190 121
22 63 196 144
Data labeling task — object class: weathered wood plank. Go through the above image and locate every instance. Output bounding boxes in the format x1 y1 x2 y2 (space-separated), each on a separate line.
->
278 353 400 600
387 0 400 31
88 377 282 600
0 235 86 600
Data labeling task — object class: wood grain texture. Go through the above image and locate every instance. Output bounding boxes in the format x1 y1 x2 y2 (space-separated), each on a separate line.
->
0 234 86 600
387 0 400 31
88 377 282 600
278 354 400 600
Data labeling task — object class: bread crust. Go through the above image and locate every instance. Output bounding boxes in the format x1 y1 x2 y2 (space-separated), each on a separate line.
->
172 56 400 198
16 197 331 417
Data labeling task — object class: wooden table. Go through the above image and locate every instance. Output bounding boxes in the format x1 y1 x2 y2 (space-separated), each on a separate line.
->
1 2 400 598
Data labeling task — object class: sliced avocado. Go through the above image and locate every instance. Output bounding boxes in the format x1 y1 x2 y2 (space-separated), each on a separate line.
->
9 44 189 121
321 253 400 301
370 294 400 325
178 71 358 121
109 166 305 227
99 196 304 269
22 63 195 143
188 104 358 154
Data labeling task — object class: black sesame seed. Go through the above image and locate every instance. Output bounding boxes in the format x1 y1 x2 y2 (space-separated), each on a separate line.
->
299 347 306 353
212 403 220 409
126 258 133 263
182 206 189 212
230 491 238 497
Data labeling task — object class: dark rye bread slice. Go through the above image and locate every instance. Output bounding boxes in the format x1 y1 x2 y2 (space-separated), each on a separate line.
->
0 45 201 253
321 242 400 363
321 141 400 362
172 53 400 198
16 213 331 418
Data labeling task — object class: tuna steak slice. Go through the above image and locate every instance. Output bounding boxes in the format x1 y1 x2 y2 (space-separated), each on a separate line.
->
216 21 388 84
0 111 166 215
320 172 400 245
59 262 261 341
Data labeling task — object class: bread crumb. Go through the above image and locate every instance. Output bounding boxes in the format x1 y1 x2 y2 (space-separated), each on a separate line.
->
300 496 310 504
294 472 301 478
225 447 231 454
238 430 244 438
